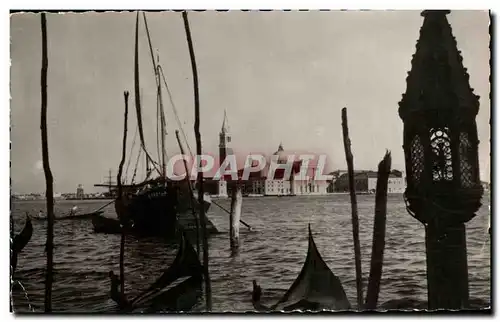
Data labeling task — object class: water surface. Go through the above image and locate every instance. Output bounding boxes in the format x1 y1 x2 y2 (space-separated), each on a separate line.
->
10 194 491 312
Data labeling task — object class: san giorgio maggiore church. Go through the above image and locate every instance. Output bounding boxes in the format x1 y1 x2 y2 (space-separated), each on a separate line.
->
204 114 333 198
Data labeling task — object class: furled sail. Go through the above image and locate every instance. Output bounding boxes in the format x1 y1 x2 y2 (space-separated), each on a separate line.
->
133 12 159 175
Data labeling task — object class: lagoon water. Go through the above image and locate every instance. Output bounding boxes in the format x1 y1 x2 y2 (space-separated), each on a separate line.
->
11 194 491 312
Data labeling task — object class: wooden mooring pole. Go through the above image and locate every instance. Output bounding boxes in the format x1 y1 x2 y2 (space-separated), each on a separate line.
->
365 151 391 310
183 10 212 311
230 184 243 253
117 91 130 301
175 130 201 257
40 12 55 313
341 107 363 310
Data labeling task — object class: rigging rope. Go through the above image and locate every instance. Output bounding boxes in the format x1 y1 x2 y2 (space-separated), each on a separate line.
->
131 147 143 184
157 65 169 169
124 125 139 183
143 12 168 177
158 65 194 158
156 87 162 168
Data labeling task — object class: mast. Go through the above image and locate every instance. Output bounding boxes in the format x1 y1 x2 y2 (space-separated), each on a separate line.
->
133 12 159 180
157 52 167 178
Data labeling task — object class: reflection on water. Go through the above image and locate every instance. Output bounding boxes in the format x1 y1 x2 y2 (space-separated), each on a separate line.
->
11 194 491 312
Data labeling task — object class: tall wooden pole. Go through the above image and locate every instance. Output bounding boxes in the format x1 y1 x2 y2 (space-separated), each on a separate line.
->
341 107 363 309
117 91 130 300
230 185 243 253
40 12 54 313
365 151 391 309
182 11 212 311
175 130 200 257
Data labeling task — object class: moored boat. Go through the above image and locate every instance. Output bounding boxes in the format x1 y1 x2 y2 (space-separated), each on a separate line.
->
31 210 104 221
109 230 203 312
11 213 33 273
251 225 351 311
92 214 122 234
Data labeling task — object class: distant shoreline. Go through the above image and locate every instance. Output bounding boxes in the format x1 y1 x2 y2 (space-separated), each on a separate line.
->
11 193 405 202
11 198 114 202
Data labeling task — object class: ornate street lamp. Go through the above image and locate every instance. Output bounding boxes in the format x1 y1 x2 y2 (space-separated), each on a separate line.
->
399 10 484 309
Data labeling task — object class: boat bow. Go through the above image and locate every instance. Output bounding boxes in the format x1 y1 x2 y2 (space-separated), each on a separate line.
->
252 224 351 311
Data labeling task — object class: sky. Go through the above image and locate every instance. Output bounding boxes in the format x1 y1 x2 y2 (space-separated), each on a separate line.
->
10 10 490 194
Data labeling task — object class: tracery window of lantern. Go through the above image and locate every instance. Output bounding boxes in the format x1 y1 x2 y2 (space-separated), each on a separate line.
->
458 132 474 188
410 135 425 185
429 127 453 182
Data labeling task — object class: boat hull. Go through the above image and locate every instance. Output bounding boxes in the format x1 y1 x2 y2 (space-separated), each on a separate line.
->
92 214 122 234
93 189 217 237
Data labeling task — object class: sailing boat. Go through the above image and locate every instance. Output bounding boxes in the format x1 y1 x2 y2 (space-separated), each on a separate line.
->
93 12 216 238
251 225 351 311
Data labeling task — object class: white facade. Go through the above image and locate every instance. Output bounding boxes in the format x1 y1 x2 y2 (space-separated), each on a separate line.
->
264 179 290 196
367 175 406 194
217 180 228 197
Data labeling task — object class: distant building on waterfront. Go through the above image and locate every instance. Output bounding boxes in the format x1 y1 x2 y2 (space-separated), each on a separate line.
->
253 143 332 196
333 170 405 194
76 184 84 199
204 113 335 198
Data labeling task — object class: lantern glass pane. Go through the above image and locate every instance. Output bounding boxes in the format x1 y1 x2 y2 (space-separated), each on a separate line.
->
410 135 425 184
459 132 474 188
430 127 453 182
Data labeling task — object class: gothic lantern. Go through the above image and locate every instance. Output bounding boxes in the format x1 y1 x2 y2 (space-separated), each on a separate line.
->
399 10 483 226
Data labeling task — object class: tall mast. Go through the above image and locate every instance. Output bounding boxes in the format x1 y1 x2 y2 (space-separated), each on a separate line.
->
157 52 167 178
140 86 149 178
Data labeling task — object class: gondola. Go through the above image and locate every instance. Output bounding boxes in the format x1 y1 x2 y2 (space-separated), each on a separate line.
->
251 225 351 311
32 210 104 221
92 214 122 234
58 210 104 220
109 230 203 312
11 213 33 273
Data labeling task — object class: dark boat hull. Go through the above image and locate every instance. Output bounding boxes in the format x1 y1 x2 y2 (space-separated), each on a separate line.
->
92 203 217 237
252 225 351 312
11 215 33 273
92 215 122 234
113 184 215 238
111 231 204 312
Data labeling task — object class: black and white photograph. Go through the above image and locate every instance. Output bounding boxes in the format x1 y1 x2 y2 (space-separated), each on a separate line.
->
8 8 491 313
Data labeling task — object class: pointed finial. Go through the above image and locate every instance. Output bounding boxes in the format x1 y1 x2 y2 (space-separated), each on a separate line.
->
221 109 229 132
278 142 284 151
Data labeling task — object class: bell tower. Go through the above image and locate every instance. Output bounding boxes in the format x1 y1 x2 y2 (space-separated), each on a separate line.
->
217 110 231 197
219 110 233 168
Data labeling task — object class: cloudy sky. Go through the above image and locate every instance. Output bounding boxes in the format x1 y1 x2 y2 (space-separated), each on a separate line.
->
10 10 490 194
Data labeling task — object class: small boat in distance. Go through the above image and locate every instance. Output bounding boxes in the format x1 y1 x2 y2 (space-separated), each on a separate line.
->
31 209 104 221
252 225 351 311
